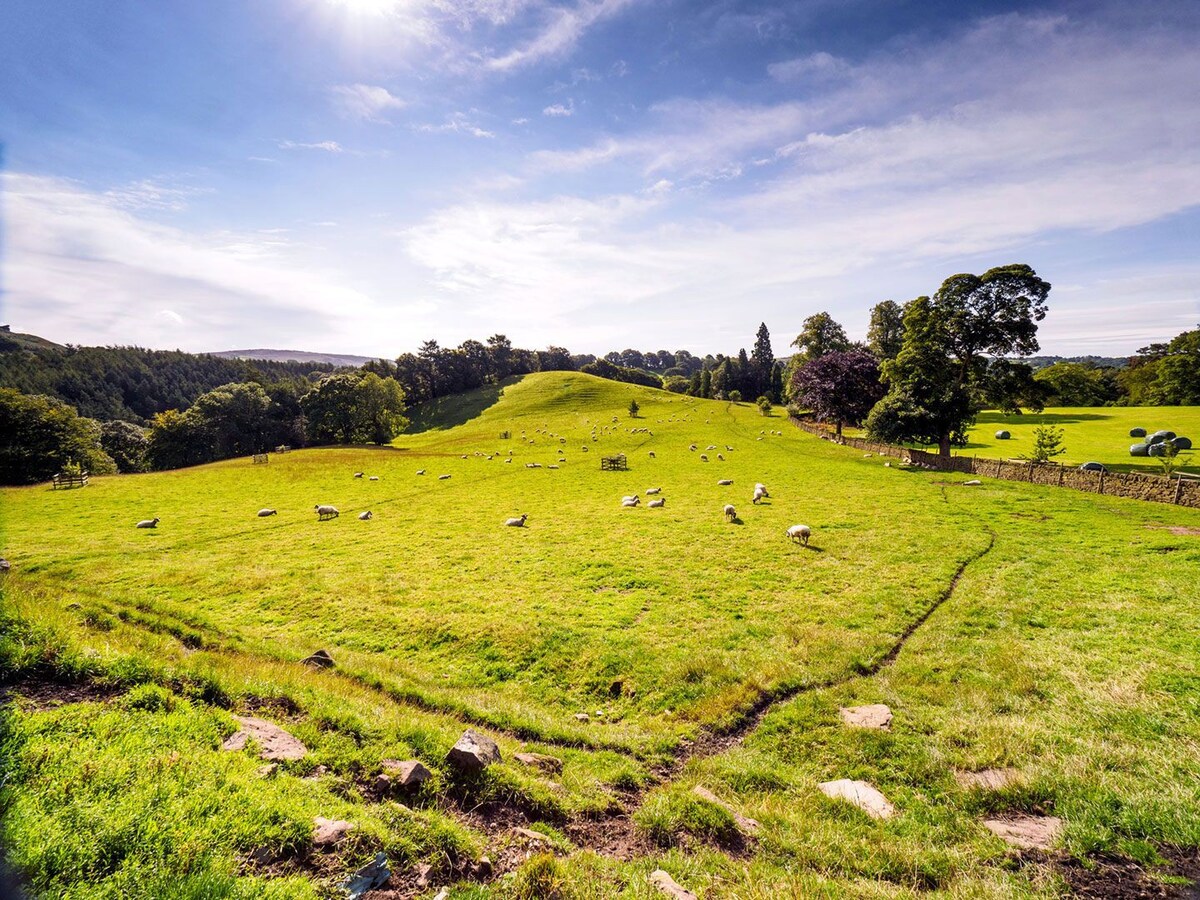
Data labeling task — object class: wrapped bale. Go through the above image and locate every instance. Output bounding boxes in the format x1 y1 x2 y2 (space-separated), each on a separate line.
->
1130 443 1150 457
1129 427 1147 438
995 430 1011 440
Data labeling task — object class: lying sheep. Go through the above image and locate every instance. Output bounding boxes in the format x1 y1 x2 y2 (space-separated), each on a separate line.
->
646 487 662 495
786 524 811 545
354 472 364 478
700 454 708 462
505 514 528 527
136 518 160 529
314 505 338 520
717 454 724 461
257 508 277 517
416 469 426 475
622 498 640 508
369 476 379 481
718 479 733 486
358 511 373 520
723 504 736 522
647 498 665 508
622 494 640 504
439 474 452 479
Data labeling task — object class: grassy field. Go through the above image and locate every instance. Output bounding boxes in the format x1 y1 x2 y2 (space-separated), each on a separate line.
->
3 373 1200 898
851 406 1200 475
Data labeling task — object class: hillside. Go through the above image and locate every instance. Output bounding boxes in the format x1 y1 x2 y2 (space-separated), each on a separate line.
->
3 371 1200 898
211 348 384 367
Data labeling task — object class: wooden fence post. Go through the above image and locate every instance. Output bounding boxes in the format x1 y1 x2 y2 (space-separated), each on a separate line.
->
1174 477 1184 505
1058 464 1064 487
1098 470 1106 494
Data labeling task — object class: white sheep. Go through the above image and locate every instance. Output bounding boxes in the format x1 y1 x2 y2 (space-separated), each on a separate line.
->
700 454 708 462
416 469 426 475
707 444 716 450
622 498 640 508
723 504 736 522
646 487 662 495
621 494 640 504
354 472 364 478
369 476 379 481
439 474 452 479
358 511 373 520
257 508 277 517
717 479 733 486
725 445 734 452
314 505 338 520
505 514 528 527
647 498 665 508
689 444 697 451
548 465 560 469
136 518 159 529
786 524 811 545
648 451 656 458
717 454 724 461
752 487 767 504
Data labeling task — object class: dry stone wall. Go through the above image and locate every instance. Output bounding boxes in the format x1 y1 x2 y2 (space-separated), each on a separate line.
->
793 419 1200 509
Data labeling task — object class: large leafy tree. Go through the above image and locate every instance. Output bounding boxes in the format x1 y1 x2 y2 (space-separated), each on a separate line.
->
866 264 1050 455
1033 361 1116 406
790 350 886 436
790 312 851 365
0 389 116 484
100 420 150 473
302 373 361 444
867 300 906 361
354 372 409 444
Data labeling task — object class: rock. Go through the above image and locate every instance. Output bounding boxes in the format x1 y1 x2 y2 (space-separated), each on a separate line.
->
472 855 493 878
573 712 590 723
0 559 10 573
312 816 354 846
818 779 896 820
380 759 432 787
415 863 433 889
692 785 760 834
513 827 552 843
649 870 698 900
223 715 308 761
983 814 1062 850
342 851 389 899
301 649 335 669
446 729 501 773
840 704 893 730
955 768 1021 791
433 889 449 900
513 752 563 774
963 479 982 485
373 774 393 793
256 763 278 779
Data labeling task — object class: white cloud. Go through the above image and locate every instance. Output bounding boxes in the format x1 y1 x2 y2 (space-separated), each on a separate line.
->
542 100 574 117
102 178 212 212
331 83 406 122
767 51 850 82
485 0 635 71
278 140 345 152
413 113 494 138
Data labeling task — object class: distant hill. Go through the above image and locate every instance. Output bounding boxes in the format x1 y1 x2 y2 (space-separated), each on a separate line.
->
0 328 66 354
211 348 384 367
1023 355 1129 370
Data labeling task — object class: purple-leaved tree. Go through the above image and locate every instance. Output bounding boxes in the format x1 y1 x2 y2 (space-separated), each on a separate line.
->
790 350 886 437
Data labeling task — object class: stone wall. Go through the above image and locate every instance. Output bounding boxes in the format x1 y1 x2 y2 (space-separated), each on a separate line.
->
792 419 1200 509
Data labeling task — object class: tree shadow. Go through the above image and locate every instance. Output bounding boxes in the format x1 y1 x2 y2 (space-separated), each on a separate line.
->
975 411 1111 425
404 381 509 434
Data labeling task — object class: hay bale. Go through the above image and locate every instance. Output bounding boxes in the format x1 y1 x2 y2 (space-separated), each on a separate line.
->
1173 436 1192 450
1130 443 1150 457
995 430 1011 440
1129 427 1147 438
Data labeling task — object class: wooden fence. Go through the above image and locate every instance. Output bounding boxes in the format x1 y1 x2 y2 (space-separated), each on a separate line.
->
792 419 1200 509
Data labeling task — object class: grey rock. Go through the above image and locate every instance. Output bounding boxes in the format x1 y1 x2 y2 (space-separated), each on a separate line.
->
650 870 697 900
839 704 893 730
983 814 1062 849
223 715 308 761
513 752 563 774
380 759 432 787
301 649 334 669
818 779 895 819
312 816 354 846
446 729 501 773
692 785 760 834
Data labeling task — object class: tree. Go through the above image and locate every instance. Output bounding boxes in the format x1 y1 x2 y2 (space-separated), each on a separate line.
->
302 374 361 444
100 420 149 473
728 389 743 402
866 265 1051 456
751 323 775 397
628 399 640 418
867 300 906 361
979 359 1048 415
1148 328 1200 405
1021 425 1066 463
187 382 271 458
790 312 851 365
756 396 773 416
1033 362 1114 406
791 350 886 436
146 408 206 470
354 373 408 444
0 389 116 484
1155 439 1182 477
662 375 689 394
699 368 712 399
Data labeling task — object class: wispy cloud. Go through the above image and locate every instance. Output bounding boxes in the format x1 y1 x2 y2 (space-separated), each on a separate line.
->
103 178 212 212
331 83 406 122
542 100 574 117
485 0 635 71
278 140 345 153
768 51 849 82
413 112 494 138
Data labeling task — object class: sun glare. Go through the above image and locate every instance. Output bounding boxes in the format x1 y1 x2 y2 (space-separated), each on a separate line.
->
326 0 399 15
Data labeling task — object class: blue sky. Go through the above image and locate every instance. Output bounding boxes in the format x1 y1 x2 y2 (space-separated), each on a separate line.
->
2 0 1197 357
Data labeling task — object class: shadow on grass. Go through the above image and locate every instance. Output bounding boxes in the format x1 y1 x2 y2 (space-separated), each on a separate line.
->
404 380 510 434
974 411 1111 425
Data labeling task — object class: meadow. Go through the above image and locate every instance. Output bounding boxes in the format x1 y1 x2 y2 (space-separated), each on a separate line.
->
2 373 1199 898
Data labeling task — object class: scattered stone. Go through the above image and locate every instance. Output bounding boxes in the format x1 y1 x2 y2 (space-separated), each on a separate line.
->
472 855 493 878
446 729 501 774
433 889 449 900
415 863 433 889
840 704 893 730
301 649 335 669
983 814 1062 850
342 852 389 899
312 816 354 846
255 763 278 779
955 768 1021 791
223 715 308 761
573 712 590 723
692 785 760 834
380 759 432 787
513 752 563 774
964 479 982 486
0 559 10 573
373 774 393 793
650 870 698 900
513 827 552 843
818 779 896 820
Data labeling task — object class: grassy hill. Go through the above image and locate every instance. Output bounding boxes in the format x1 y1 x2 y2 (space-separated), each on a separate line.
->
3 372 1200 898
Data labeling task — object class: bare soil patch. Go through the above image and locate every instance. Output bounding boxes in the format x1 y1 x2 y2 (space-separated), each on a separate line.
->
1056 847 1200 899
0 677 121 711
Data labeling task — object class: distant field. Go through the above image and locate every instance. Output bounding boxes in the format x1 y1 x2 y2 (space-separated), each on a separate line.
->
3 374 1200 898
851 406 1200 474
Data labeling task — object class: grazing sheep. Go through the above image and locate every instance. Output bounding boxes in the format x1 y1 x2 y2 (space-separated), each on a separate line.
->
439 474 452 479
723 504 736 522
548 464 560 469
136 518 160 529
700 454 708 462
752 487 767 504
689 444 697 451
358 511 373 520
718 479 733 486
648 451 656 458
646 487 662 495
369 476 379 481
354 472 364 478
416 469 426 475
647 498 665 508
505 514 528 527
786 524 811 545
257 508 277 517
314 505 338 520
505 458 512 463
725 445 734 452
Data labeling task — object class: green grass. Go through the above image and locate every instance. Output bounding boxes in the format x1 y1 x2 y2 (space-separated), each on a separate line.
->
3 372 1200 898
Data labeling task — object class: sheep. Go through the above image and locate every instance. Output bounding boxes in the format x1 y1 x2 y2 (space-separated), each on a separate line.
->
136 518 160 529
416 469 426 475
752 487 767 504
257 508 277 517
718 479 733 486
622 494 640 504
461 455 468 459
648 451 655 458
505 514 528 527
314 505 338 520
717 454 724 461
369 476 379 481
505 458 512 463
622 498 640 508
548 465 559 469
707 445 717 450
700 454 708 462
725 445 734 452
647 498 665 508
358 511 373 520
354 472 364 478
723 504 736 522
786 524 811 545
646 487 662 495
438 474 452 479
689 444 697 451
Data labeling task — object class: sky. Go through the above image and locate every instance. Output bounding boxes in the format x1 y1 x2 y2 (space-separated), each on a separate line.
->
1 0 1198 359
